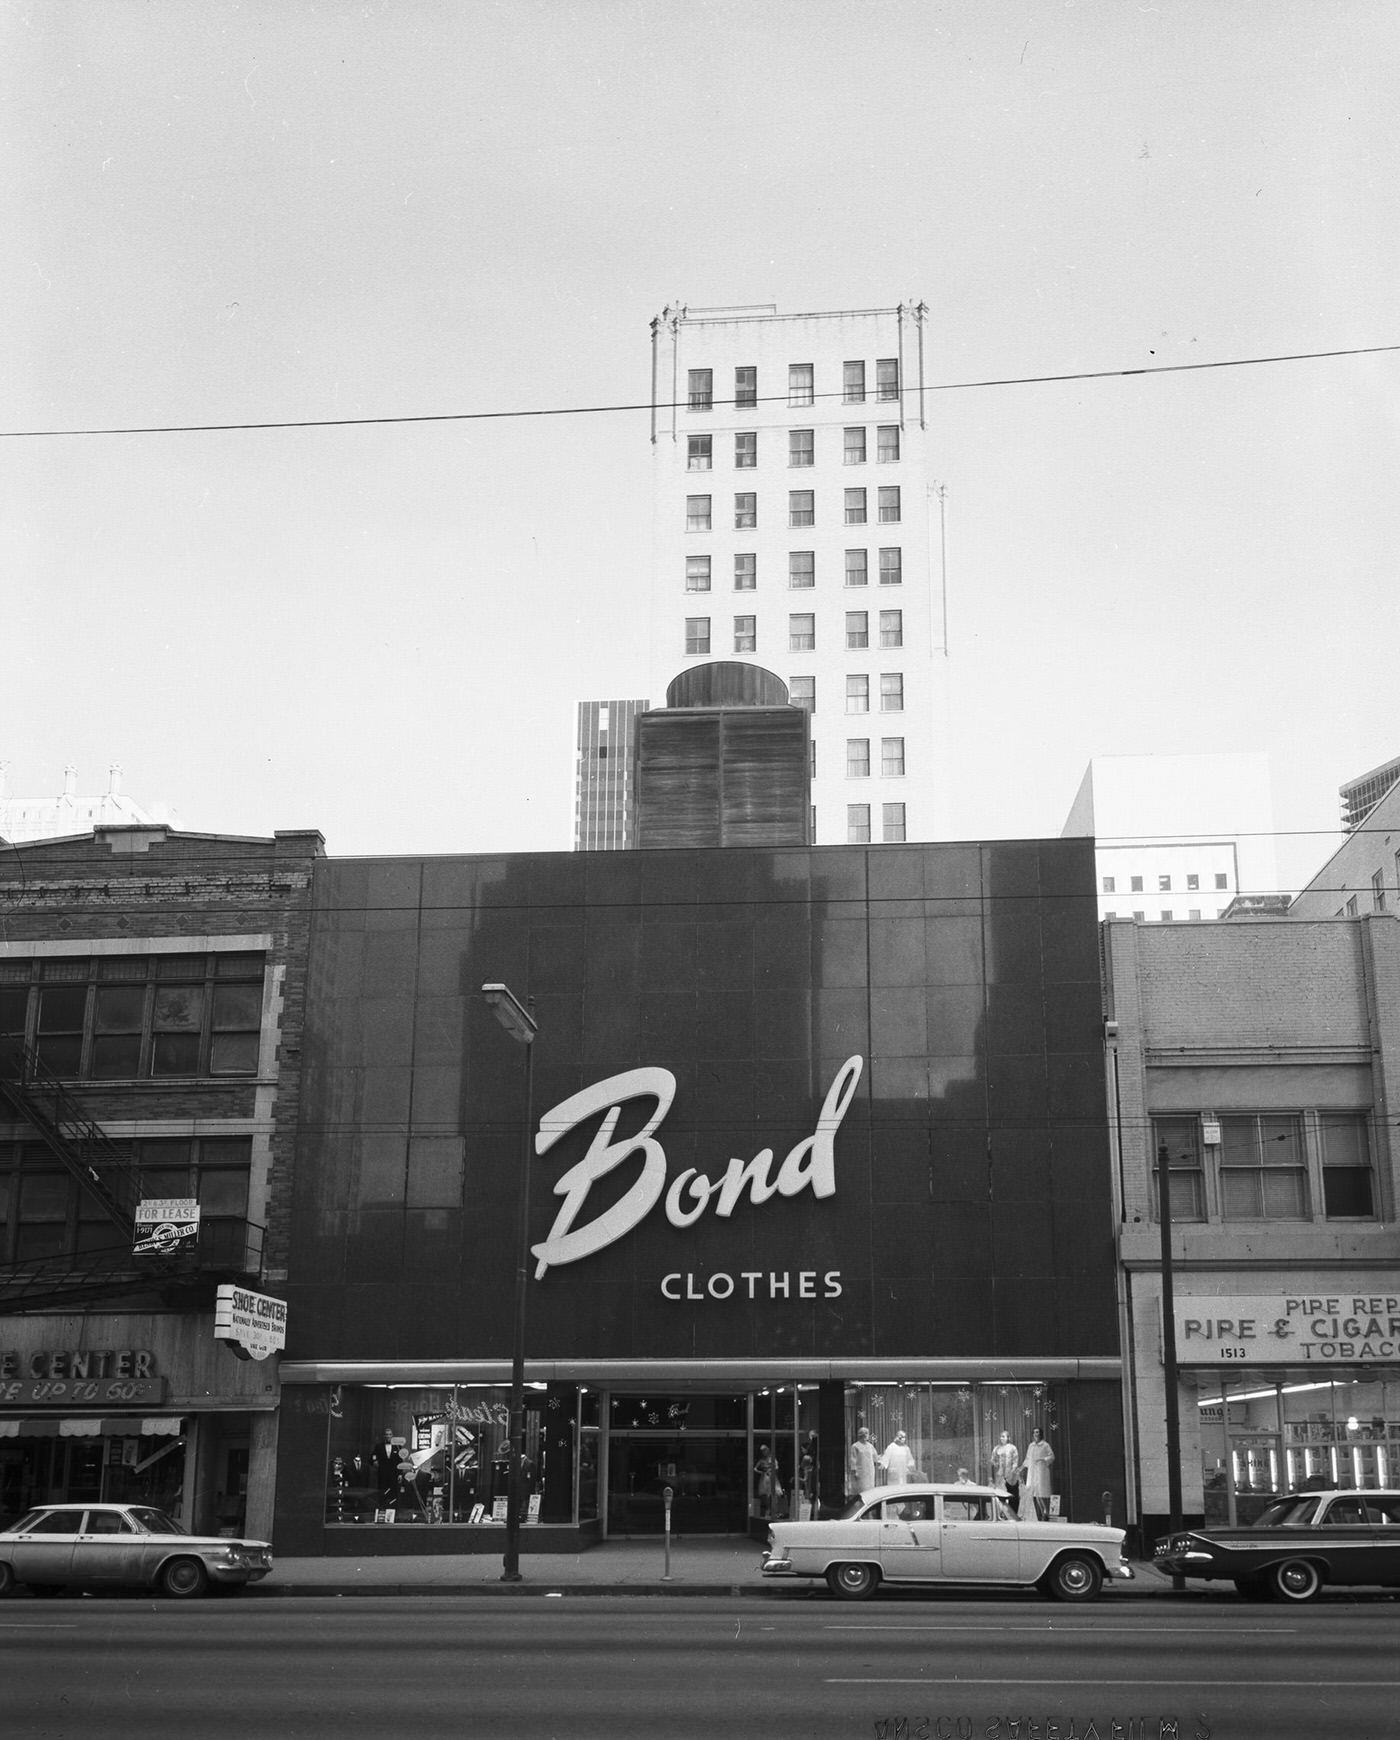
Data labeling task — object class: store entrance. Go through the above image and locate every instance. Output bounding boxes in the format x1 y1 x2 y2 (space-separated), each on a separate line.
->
605 1393 748 1535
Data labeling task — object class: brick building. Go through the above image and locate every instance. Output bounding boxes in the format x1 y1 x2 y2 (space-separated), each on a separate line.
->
1102 913 1400 1544
0 824 322 1537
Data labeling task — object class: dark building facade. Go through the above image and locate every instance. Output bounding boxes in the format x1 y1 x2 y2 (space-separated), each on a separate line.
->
633 664 811 850
0 825 322 1539
275 837 1123 1554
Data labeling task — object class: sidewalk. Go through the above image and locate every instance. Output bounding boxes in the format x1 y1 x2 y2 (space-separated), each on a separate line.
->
251 1539 1190 1599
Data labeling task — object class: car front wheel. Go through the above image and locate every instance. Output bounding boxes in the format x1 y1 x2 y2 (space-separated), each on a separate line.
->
826 1561 880 1601
1268 1558 1322 1603
159 1557 209 1599
1042 1553 1103 1603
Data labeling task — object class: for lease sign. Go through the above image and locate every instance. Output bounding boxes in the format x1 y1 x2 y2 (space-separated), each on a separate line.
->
1172 1294 1400 1364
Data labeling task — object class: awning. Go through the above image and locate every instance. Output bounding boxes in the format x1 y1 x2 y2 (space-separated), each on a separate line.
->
0 1416 183 1439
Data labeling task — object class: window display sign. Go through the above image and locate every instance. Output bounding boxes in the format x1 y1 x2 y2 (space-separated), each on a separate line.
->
1173 1294 1400 1364
214 1285 288 1361
133 1198 200 1257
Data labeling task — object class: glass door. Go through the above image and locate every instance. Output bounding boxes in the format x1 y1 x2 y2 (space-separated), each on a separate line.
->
605 1393 748 1535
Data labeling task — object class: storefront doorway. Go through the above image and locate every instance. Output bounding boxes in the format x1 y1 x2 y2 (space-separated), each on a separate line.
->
605 1393 748 1535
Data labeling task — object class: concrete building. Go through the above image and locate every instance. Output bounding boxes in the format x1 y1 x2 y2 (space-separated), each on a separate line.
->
0 765 165 844
573 700 648 851
648 303 946 848
1062 753 1280 924
1102 913 1400 1547
1289 758 1400 920
1341 755 1400 833
0 824 322 1539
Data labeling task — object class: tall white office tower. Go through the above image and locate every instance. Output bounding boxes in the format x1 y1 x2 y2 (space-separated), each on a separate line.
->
648 304 948 846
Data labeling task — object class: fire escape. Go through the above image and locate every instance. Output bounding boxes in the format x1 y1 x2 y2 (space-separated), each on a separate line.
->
0 1039 264 1314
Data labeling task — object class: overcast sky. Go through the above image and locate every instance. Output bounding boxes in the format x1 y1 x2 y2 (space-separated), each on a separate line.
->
4 0 1396 890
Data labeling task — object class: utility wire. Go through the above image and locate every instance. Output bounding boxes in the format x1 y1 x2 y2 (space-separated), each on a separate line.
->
1 342 1396 441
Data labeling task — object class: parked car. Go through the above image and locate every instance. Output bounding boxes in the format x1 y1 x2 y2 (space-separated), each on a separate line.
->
1154 1489 1400 1602
0 1504 273 1598
759 1482 1134 1602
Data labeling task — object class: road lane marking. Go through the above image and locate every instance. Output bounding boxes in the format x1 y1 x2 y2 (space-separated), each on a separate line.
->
820 1614 1300 1628
828 1679 1400 1688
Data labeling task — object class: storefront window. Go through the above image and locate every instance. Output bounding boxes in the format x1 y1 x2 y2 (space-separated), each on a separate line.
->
0 1422 187 1524
843 1382 1062 1517
324 1384 576 1527
1194 1374 1400 1526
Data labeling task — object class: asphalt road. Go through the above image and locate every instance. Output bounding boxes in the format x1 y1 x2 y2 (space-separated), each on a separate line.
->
3 1593 1399 1740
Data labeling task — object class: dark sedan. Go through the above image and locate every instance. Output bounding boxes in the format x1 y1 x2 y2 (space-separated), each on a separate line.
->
0 1504 272 1598
1155 1489 1400 1602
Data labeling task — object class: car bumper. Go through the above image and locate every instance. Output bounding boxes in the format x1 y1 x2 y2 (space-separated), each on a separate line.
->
208 1562 273 1584
1153 1551 1217 1577
760 1554 793 1577
1110 1561 1135 1581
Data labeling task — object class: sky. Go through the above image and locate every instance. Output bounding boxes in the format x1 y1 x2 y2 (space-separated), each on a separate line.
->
3 0 1397 892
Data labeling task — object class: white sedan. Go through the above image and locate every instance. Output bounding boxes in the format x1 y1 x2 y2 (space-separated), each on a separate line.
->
760 1483 1134 1602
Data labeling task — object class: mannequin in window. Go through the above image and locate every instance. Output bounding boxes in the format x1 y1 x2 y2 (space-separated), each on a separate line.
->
372 1429 401 1503
848 1427 877 1497
879 1429 915 1486
989 1430 1020 1513
1019 1428 1055 1520
754 1444 783 1519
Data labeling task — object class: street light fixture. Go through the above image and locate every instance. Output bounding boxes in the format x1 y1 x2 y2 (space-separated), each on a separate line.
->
481 981 538 1583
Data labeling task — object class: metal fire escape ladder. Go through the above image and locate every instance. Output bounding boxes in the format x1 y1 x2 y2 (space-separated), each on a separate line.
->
0 1039 141 1240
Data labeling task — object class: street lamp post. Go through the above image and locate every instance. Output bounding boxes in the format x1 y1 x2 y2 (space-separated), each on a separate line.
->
481 981 538 1583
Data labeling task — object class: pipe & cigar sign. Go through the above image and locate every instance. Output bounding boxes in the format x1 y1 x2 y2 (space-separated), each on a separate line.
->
531 1055 863 1298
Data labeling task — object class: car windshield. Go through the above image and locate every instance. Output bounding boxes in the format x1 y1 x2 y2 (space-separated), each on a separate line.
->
9 1509 47 1533
1252 1496 1320 1529
839 1496 870 1520
126 1507 187 1536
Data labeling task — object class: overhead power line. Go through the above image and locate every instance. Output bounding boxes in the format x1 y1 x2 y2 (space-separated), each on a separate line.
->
1 341 1396 441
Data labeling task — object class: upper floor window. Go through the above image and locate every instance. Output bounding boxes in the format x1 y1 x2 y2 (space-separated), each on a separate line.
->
882 802 906 844
844 427 866 465
684 616 711 655
846 674 870 713
1373 869 1387 911
789 613 815 651
1151 1112 1375 1224
845 488 867 525
688 368 713 411
733 552 756 591
0 953 266 1081
686 495 712 531
1215 873 1229 890
881 737 905 777
733 615 756 654
1159 875 1172 892
878 547 902 585
1102 876 1116 894
685 555 711 592
846 739 871 778
1186 874 1199 891
847 803 871 844
788 551 815 588
846 611 868 649
845 549 868 587
843 360 866 404
877 425 900 462
734 492 756 529
789 490 814 528
734 365 757 409
788 363 814 407
880 672 903 712
734 431 757 469
687 435 712 471
789 429 814 467
878 486 901 523
879 609 903 648
876 357 899 401
789 675 815 713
